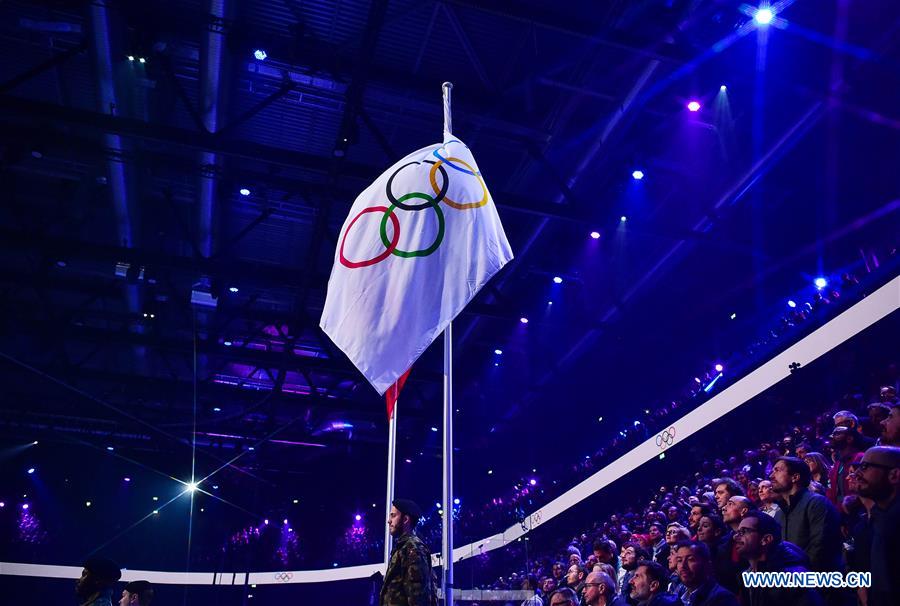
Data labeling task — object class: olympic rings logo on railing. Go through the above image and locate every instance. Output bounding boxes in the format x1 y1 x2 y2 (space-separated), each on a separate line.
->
274 572 294 582
655 426 676 450
339 142 489 269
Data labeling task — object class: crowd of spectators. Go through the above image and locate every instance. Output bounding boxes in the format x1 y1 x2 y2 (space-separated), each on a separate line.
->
482 379 900 606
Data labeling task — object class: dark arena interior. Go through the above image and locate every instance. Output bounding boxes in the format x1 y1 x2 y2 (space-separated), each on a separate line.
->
1 0 899 605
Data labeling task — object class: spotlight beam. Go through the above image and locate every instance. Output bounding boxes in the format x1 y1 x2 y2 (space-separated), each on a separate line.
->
82 492 183 559
0 351 268 484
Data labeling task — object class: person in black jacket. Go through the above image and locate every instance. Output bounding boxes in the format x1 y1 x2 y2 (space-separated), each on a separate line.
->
629 561 678 606
852 446 900 606
674 542 739 606
734 512 823 606
769 457 843 572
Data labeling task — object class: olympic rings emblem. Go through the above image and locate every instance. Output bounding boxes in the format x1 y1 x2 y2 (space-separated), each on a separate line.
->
338 143 489 269
655 426 676 450
274 572 293 582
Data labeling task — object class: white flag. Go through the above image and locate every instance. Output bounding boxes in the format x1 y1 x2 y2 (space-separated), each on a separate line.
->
320 135 513 395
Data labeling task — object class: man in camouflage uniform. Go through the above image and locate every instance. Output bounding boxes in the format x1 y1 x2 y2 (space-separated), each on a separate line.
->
380 498 437 606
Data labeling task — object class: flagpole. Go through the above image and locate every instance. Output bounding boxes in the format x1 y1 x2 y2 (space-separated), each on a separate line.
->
441 81 454 606
383 401 397 568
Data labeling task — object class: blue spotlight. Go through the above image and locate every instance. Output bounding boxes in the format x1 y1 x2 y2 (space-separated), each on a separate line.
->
814 277 828 289
553 276 563 284
253 49 267 61
519 317 529 324
27 468 35 474
714 363 724 372
494 349 503 355
590 231 600 239
632 170 644 180
453 498 460 505
620 215 627 222
228 286 239 293
239 188 251 196
720 85 727 91
787 300 797 308
755 7 774 25
354 514 362 521
687 100 701 112
430 427 438 432
529 478 537 486
212 407 221 412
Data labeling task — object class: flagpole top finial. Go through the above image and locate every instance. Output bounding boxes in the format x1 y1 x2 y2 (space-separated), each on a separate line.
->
442 82 453 90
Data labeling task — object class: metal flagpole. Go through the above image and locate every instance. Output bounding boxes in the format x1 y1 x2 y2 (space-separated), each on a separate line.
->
441 81 454 606
383 402 397 568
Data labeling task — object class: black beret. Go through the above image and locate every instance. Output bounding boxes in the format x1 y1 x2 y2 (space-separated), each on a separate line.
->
392 498 422 521
124 580 152 596
83 556 121 582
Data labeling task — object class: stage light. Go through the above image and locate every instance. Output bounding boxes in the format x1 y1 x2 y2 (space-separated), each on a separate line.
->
152 496 159 501
494 349 503 355
152 510 159 515
755 7 774 25
228 286 239 293
106 446 114 451
787 300 797 308
213 407 221 412
634 420 641 427
529 478 537 486
293 499 299 504
431 427 438 432
553 276 563 284
27 468 35 474
404 458 411 463
138 57 146 64
213 485 219 489
519 317 529 324
720 85 727 91
248 446 255 451
487 469 493 475
85 501 91 507
124 477 131 482
694 377 702 383
127 55 134 61
253 49 267 61
598 416 603 422
730 313 737 320
223 341 232 347
438 509 443 515
283 518 288 525
354 514 362 521
814 277 828 289
620 215 628 223
547 301 553 306
687 101 701 112
187 482 198 492
264 519 269 525
239 188 251 196
714 363 724 372
0 502 4 508
632 170 644 180
32 441 38 445
590 231 601 239
22 503 29 510
453 498 460 505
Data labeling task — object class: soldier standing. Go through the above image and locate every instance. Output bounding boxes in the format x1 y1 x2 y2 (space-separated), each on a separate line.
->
380 498 437 606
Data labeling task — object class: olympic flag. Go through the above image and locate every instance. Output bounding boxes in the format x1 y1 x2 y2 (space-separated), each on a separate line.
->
319 134 513 395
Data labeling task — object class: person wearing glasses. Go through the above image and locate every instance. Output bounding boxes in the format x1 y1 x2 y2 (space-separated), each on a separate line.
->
768 457 842 573
734 512 822 606
851 446 900 606
550 587 580 606
583 570 625 606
